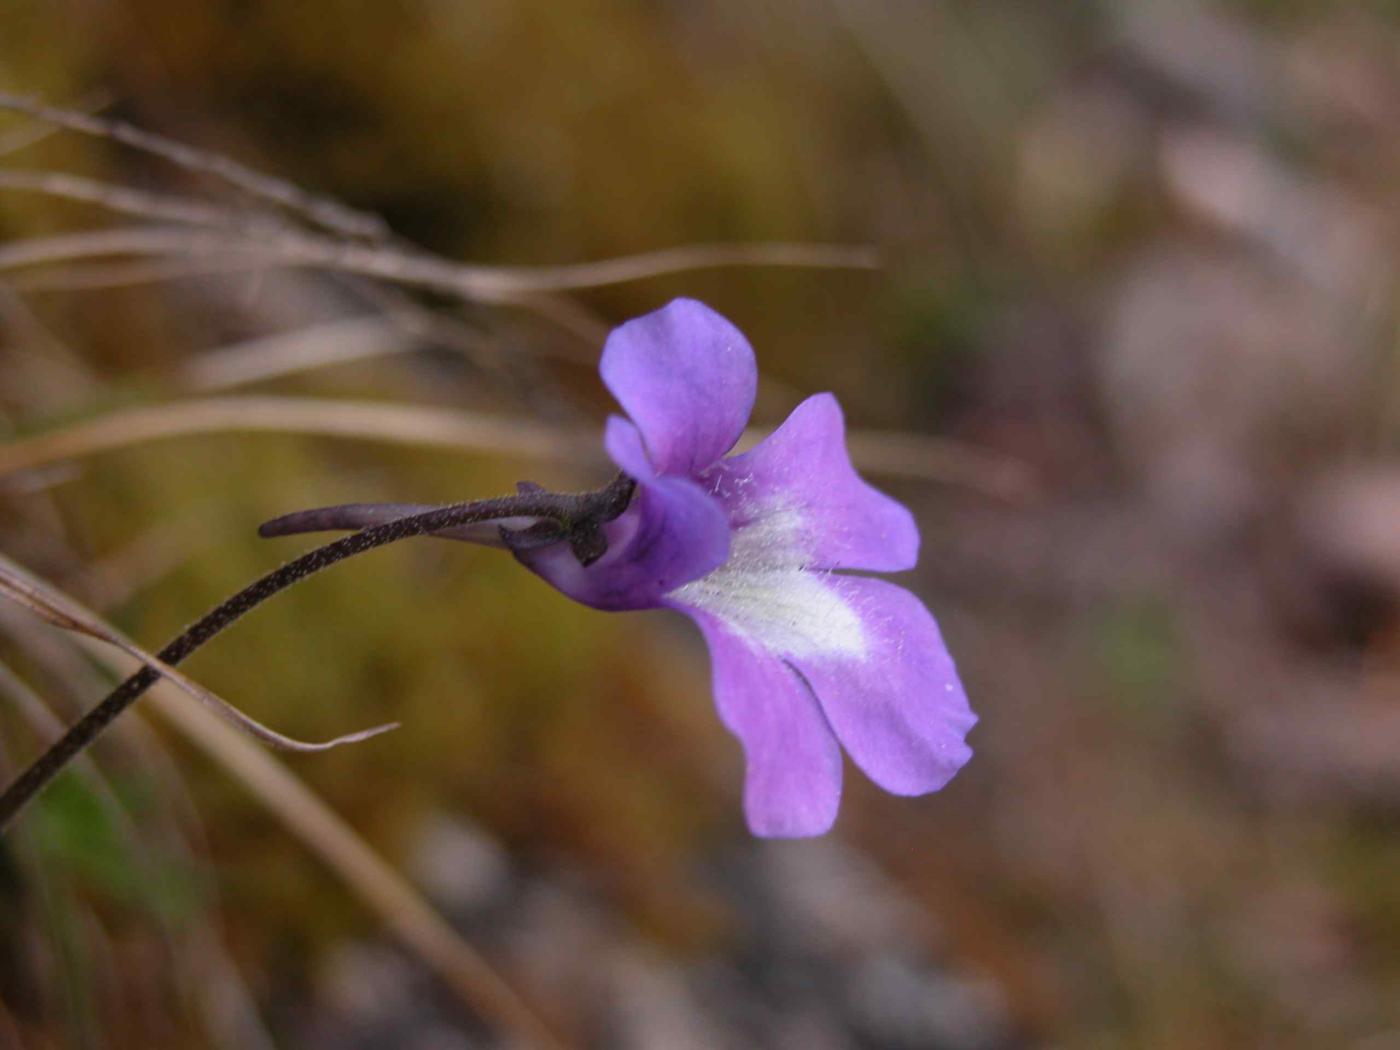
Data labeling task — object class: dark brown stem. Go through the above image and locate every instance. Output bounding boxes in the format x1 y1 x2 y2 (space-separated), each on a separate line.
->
0 477 631 833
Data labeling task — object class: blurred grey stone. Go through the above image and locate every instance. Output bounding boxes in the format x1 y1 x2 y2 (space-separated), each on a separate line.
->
320 942 417 1024
409 1024 477 1050
300 834 1015 1049
601 946 734 1050
847 954 1010 1050
1097 248 1362 546
1113 1 1276 125
1296 467 1400 603
307 942 490 1049
504 876 613 1025
759 839 934 959
409 813 513 916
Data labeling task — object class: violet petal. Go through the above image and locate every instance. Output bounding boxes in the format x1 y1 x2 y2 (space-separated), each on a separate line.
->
789 576 975 796
600 298 757 477
687 609 843 838
603 415 656 480
708 393 919 572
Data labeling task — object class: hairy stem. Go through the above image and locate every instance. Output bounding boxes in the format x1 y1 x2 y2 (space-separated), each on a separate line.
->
0 484 621 833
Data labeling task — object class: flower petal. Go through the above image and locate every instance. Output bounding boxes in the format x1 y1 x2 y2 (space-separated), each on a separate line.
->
707 393 918 572
600 299 757 477
603 415 655 480
514 474 729 611
789 576 975 796
684 608 843 837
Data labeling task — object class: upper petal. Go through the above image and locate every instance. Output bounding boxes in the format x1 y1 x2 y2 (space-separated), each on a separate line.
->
788 576 975 797
681 607 843 838
707 394 918 572
513 474 729 611
600 299 757 477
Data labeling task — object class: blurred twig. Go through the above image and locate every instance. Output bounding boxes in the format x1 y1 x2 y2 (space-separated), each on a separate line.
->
0 394 1037 497
0 282 96 405
0 169 258 230
0 225 880 302
0 396 589 473
0 117 63 159
8 257 277 292
0 554 397 754
841 427 1039 502
78 503 223 611
0 96 879 306
181 317 410 391
0 92 388 241
828 0 992 278
0 91 110 159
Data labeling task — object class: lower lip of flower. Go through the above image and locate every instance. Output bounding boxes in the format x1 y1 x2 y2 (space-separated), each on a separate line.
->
668 505 869 661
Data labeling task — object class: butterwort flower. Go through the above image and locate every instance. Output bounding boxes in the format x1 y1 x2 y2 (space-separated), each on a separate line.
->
513 299 975 837
0 299 973 838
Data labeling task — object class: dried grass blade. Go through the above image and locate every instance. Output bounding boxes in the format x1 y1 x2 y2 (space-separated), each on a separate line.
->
0 555 396 753
0 93 388 241
0 396 594 479
0 225 879 304
0 394 1034 497
135 669 568 1049
0 558 567 1047
0 169 250 229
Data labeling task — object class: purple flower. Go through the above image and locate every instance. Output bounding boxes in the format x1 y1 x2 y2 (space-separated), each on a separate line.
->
515 299 976 837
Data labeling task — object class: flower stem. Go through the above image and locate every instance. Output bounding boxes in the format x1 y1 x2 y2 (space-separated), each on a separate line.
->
0 478 630 833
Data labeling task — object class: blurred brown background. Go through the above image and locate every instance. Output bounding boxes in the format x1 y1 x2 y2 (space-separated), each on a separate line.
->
1 2 1398 1047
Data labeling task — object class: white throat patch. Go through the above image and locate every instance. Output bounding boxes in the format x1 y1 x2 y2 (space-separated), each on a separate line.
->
669 506 868 661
